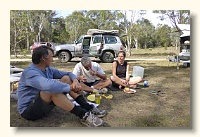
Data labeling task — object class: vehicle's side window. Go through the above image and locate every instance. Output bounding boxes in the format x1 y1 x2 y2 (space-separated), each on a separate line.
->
83 38 90 46
93 35 102 44
47 43 51 47
104 36 117 44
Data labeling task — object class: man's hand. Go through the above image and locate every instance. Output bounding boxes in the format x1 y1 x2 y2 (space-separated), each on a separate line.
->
89 68 97 76
79 75 87 82
71 79 82 93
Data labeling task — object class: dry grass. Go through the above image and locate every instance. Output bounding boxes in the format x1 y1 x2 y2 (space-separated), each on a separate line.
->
10 47 190 128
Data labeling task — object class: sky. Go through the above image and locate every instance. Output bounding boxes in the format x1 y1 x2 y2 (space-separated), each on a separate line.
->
54 10 172 27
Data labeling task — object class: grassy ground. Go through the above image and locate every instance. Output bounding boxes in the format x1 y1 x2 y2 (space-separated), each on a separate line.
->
10 47 190 128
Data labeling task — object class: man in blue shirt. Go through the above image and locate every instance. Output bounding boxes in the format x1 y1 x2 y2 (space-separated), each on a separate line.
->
17 46 107 127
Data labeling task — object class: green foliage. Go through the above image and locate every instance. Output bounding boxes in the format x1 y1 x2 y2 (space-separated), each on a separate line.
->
21 49 29 56
10 10 187 55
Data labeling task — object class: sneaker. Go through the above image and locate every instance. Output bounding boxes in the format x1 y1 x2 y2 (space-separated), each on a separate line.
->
98 88 108 94
10 92 18 100
82 112 104 127
91 106 108 118
82 91 90 97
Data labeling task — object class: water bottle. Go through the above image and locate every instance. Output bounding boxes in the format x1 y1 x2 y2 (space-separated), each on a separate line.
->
95 93 101 104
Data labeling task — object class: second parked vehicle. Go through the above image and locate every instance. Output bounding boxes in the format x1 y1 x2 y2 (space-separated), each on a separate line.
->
30 42 57 54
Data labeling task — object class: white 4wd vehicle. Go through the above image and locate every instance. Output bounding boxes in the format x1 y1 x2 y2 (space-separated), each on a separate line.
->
53 29 124 63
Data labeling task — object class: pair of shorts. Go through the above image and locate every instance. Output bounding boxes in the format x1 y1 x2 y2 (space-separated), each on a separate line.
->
21 93 55 121
83 80 100 87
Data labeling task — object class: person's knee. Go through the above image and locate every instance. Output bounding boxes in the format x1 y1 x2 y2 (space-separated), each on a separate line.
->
60 75 71 84
69 90 81 98
110 76 115 81
106 78 112 86
139 76 143 82
40 91 54 103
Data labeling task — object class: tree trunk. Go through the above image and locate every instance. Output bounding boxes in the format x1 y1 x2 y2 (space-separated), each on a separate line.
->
14 22 17 57
14 37 17 57
26 28 30 51
134 37 138 49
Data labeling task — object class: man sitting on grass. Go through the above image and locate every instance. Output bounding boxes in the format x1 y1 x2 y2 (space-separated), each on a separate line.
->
72 56 112 95
17 46 107 127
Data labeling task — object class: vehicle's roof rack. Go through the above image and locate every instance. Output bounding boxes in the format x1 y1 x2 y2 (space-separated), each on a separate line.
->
87 29 119 35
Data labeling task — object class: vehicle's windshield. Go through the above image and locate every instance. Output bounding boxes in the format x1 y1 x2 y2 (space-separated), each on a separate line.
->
76 35 84 44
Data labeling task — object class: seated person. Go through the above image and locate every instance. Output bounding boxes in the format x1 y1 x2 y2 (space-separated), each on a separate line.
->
110 51 142 89
73 56 112 94
17 46 107 127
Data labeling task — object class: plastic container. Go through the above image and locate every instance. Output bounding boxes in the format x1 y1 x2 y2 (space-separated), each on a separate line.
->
132 66 144 78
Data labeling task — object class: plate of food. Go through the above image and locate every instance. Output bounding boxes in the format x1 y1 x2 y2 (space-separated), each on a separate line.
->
123 87 136 94
87 94 102 102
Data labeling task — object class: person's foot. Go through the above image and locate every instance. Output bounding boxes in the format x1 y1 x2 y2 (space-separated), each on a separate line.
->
90 106 108 118
129 84 137 88
93 88 108 94
81 112 104 127
98 88 108 94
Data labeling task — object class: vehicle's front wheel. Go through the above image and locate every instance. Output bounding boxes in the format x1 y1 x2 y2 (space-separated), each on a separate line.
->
101 51 114 63
58 51 71 63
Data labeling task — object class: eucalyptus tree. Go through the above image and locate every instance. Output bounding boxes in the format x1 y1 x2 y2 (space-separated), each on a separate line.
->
136 18 155 49
51 17 70 44
152 24 172 49
86 10 118 30
153 10 190 50
26 10 56 43
116 10 146 55
65 11 88 43
153 10 190 32
10 10 28 57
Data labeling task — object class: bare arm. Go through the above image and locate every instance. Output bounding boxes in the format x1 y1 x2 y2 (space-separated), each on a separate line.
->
112 62 122 81
95 72 107 80
126 63 130 81
89 68 107 80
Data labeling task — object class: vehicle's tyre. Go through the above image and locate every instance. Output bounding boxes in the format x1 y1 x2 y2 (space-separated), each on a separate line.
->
58 51 71 63
101 51 114 63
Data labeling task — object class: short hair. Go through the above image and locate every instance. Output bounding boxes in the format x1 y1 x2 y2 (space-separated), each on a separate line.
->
81 56 91 66
32 46 54 64
118 50 126 58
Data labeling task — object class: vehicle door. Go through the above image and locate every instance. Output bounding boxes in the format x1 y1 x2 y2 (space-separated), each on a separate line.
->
74 36 83 55
90 35 103 55
82 37 91 54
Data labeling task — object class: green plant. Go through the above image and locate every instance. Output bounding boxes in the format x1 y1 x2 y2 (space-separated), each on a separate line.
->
21 49 28 56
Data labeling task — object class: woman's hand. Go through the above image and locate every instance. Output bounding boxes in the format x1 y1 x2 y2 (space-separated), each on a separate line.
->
125 79 129 85
121 79 129 86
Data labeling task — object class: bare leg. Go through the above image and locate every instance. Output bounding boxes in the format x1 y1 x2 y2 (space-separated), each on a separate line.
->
110 76 127 87
80 82 94 93
128 76 143 87
40 92 75 111
93 78 112 89
39 75 81 112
